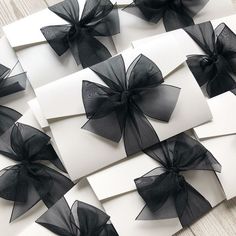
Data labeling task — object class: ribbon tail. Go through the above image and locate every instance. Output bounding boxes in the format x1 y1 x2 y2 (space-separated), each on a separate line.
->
124 107 160 156
0 72 27 97
175 181 212 227
36 165 74 208
69 34 112 67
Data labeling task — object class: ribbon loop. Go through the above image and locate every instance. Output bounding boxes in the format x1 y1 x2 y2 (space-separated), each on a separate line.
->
0 123 74 222
36 197 118 236
184 22 236 97
124 0 208 31
135 133 221 227
41 0 120 67
82 54 180 156
0 63 27 98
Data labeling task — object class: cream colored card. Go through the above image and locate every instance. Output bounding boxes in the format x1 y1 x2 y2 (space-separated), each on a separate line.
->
87 153 225 236
34 39 211 181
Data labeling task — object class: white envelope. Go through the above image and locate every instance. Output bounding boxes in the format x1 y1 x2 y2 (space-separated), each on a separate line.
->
3 0 117 90
133 14 236 64
0 36 35 113
193 91 236 200
87 152 225 236
0 110 50 236
113 0 235 52
18 178 109 236
34 37 212 181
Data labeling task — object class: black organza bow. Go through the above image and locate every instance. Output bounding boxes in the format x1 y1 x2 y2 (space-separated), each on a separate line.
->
0 123 74 222
82 54 180 156
124 0 208 31
0 62 27 97
135 133 221 227
41 0 120 68
184 22 236 97
36 197 118 236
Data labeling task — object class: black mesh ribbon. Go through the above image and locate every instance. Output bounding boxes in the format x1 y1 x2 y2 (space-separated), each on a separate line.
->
231 88 236 95
0 123 74 222
0 63 27 97
36 197 118 236
82 54 180 156
124 0 209 31
184 22 236 97
41 0 120 68
0 105 21 136
135 133 221 227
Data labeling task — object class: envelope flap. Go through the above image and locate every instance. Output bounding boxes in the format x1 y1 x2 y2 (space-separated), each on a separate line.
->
3 9 67 48
35 35 186 120
87 154 160 201
194 92 236 139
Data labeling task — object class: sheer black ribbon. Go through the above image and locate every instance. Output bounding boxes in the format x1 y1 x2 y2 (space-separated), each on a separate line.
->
184 22 236 97
36 197 118 236
41 0 120 68
231 88 236 95
82 54 180 156
124 0 208 31
0 105 21 136
135 133 221 227
0 62 27 97
0 123 74 222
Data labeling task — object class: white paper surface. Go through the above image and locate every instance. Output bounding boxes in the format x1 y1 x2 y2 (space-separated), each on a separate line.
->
88 152 225 236
194 92 236 139
201 135 236 200
18 178 105 236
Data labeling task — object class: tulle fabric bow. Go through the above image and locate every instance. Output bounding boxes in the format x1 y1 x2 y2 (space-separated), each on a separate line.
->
0 63 27 98
124 0 208 31
184 22 236 97
135 133 221 227
0 123 74 222
36 197 118 236
82 54 180 156
41 0 120 68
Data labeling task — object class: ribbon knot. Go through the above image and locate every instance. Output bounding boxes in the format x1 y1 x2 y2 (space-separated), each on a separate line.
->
120 90 131 104
82 54 180 156
135 133 221 227
41 0 120 68
124 0 208 31
0 123 74 222
36 197 118 236
185 22 236 97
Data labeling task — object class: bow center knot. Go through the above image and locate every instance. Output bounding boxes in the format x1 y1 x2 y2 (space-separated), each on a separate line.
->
120 90 131 104
21 159 31 166
200 53 218 68
169 166 179 174
69 23 83 39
